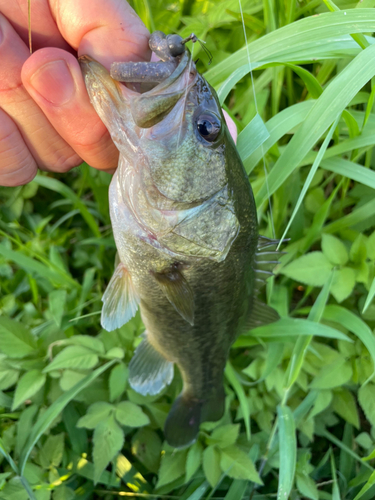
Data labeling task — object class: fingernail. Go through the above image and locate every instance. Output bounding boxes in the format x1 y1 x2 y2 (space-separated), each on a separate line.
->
30 60 75 106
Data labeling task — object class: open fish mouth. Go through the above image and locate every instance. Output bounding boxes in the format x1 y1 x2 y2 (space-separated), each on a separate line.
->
78 31 197 132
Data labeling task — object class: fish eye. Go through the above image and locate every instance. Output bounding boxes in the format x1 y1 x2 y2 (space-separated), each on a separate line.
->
196 113 221 142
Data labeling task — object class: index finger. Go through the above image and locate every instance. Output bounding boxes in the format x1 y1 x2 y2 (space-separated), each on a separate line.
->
51 0 151 67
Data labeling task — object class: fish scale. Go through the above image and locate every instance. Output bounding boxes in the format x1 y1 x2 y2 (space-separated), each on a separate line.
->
79 30 280 448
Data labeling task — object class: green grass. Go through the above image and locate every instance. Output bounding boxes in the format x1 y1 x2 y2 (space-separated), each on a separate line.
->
1 0 375 498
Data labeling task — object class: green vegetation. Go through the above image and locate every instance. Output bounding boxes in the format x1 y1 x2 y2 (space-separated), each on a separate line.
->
1 0 375 498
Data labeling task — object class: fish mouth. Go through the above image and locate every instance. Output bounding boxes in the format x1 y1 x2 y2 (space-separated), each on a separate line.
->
79 33 197 131
79 55 124 104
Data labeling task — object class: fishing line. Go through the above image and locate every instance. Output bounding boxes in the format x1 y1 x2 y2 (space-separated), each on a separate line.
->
238 0 276 239
28 0 32 53
238 4 277 493
176 41 194 150
181 33 213 65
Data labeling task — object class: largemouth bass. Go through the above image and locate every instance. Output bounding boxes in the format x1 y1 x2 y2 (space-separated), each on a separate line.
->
79 31 279 448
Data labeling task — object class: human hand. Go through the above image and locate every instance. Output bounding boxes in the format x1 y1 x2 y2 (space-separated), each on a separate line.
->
0 0 150 186
0 1 237 188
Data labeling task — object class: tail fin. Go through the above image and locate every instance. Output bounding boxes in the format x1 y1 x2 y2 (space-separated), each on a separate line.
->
202 388 226 423
164 395 203 448
164 390 226 448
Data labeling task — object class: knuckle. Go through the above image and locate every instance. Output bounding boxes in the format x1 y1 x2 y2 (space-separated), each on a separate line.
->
5 167 37 187
0 111 37 186
37 140 83 173
73 119 109 149
52 151 83 173
0 156 37 187
0 14 27 96
23 129 83 173
72 121 118 169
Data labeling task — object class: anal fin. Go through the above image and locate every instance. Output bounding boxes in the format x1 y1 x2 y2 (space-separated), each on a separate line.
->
153 266 194 325
101 262 140 332
129 335 174 396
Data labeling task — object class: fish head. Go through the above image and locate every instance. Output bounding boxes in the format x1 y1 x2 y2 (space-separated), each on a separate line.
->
138 57 229 203
79 36 235 204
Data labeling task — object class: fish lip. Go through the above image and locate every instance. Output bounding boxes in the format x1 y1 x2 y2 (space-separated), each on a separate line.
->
78 54 139 102
78 54 94 69
78 55 111 92
78 54 105 81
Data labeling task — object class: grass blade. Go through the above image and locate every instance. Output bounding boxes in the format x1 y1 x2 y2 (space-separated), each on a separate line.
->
324 198 375 234
330 449 341 500
250 317 352 341
363 277 375 313
323 429 373 471
218 63 263 104
277 405 296 500
237 113 270 161
0 244 77 288
224 479 247 500
301 131 375 167
279 114 340 246
19 476 37 500
363 83 375 129
206 10 375 86
33 175 101 238
245 101 314 173
256 41 375 206
284 272 334 391
323 305 375 374
184 481 209 500
0 437 19 474
353 470 375 500
225 363 250 440
321 157 375 190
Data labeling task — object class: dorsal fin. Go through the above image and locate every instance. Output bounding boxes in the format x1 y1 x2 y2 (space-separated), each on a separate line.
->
254 236 287 292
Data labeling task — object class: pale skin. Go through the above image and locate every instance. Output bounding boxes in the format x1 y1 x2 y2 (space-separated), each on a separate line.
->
0 0 237 188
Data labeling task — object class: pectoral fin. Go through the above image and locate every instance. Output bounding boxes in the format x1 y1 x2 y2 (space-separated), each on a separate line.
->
129 334 174 396
153 267 194 325
101 263 140 332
